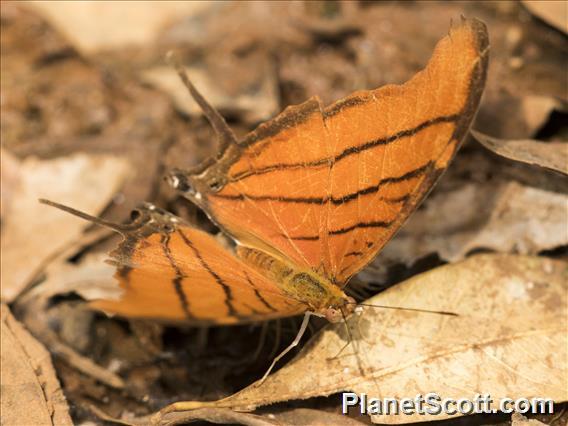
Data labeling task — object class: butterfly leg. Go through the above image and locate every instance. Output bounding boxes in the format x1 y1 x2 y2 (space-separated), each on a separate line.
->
328 340 352 361
151 314 311 422
255 312 311 387
250 321 269 362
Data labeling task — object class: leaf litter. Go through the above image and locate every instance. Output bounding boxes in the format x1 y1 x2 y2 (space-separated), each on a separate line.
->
1 2 567 425
472 130 568 176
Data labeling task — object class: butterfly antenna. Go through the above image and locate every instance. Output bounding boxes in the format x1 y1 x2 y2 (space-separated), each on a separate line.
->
350 302 458 317
39 199 137 233
269 318 283 360
251 321 269 362
341 307 365 376
166 51 238 155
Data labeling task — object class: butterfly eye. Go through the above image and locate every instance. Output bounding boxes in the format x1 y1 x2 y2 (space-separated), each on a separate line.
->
208 178 223 192
130 210 141 221
181 181 196 195
166 172 195 195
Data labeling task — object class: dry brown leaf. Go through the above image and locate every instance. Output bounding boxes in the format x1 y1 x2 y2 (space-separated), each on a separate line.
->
157 408 281 426
155 407 369 426
142 406 367 426
270 408 369 426
20 303 126 390
367 181 567 273
155 254 567 424
1 304 73 426
0 153 130 302
472 130 568 176
24 1 213 53
92 406 282 426
522 1 568 34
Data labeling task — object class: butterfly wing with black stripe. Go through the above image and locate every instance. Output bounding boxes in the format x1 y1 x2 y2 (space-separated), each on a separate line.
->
171 18 489 285
89 204 307 324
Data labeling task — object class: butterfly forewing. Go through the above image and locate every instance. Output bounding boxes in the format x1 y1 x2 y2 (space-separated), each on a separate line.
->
203 98 333 272
321 19 489 282
175 18 489 285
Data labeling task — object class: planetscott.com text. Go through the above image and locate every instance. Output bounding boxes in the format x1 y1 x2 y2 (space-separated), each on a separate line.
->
342 393 554 416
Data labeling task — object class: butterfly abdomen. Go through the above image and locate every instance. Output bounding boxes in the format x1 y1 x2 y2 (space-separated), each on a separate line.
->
237 246 294 282
237 246 351 317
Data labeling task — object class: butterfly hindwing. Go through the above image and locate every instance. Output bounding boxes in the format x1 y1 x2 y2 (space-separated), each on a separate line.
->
92 204 306 324
171 18 489 284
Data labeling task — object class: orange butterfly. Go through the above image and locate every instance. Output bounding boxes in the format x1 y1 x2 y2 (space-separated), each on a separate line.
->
43 19 488 338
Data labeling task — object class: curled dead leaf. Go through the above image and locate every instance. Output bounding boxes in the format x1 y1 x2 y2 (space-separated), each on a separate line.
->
152 254 567 424
472 130 568 176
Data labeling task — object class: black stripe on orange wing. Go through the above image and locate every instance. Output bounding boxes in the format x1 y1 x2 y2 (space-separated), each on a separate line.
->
284 220 394 241
161 233 193 320
322 95 370 119
44 200 309 324
239 98 322 148
243 272 278 313
228 114 458 183
214 161 434 205
177 229 242 320
345 251 364 258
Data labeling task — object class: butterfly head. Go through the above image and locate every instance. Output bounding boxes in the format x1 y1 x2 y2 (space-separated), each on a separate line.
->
167 159 229 208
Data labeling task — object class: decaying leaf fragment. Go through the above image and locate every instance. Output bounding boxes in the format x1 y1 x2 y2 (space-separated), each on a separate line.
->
1 304 73 426
154 254 567 424
0 153 130 302
472 130 568 176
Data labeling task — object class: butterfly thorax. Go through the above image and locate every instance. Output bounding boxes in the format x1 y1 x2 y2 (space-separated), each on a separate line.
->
237 247 355 322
